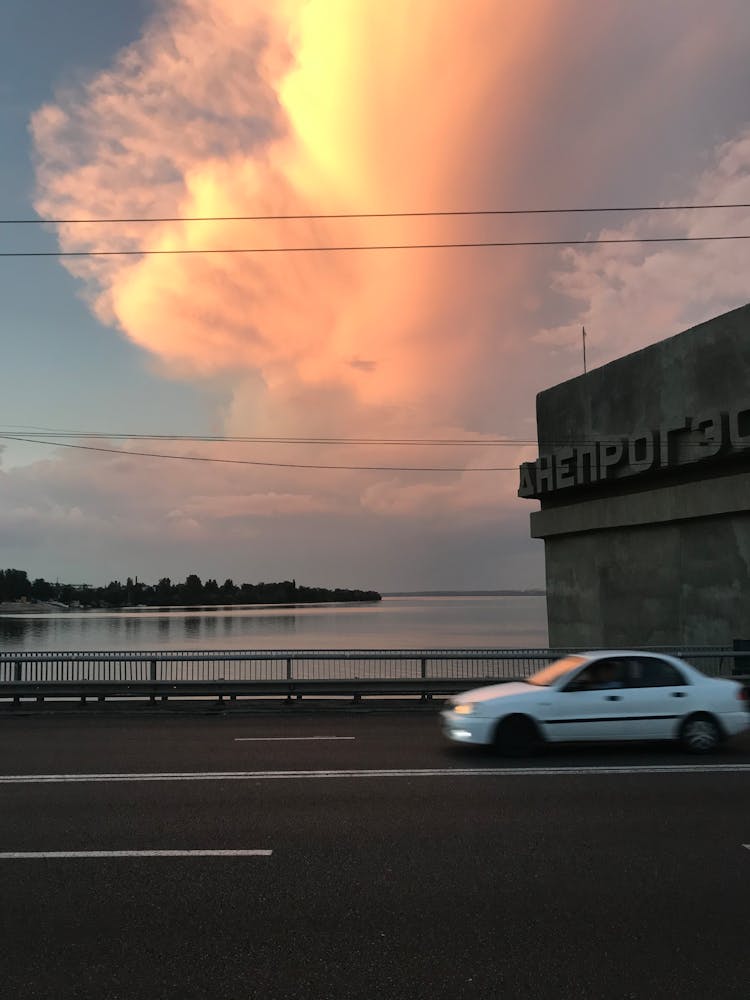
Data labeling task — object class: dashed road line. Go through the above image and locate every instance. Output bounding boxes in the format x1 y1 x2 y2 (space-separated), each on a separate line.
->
233 736 355 742
0 850 272 859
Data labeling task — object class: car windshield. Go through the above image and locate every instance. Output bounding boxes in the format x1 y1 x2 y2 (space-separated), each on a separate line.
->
526 655 586 687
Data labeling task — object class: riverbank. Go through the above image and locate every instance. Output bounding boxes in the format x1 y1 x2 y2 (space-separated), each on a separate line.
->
0 601 68 614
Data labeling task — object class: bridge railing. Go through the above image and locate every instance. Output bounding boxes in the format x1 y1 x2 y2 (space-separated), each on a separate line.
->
0 646 744 685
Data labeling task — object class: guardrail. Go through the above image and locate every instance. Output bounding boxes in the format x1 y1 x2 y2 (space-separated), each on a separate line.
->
0 677 479 706
0 647 577 684
0 647 747 706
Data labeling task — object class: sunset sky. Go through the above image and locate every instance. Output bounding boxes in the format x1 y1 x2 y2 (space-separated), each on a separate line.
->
1 0 750 591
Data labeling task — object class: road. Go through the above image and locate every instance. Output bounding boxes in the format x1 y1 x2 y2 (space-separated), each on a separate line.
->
1 714 749 999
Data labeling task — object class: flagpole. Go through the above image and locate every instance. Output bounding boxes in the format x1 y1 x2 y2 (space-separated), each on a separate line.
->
582 326 588 374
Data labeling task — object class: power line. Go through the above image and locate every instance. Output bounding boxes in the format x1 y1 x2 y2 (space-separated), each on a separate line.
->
4 202 749 225
0 435 516 472
0 430 731 458
2 234 750 258
0 429 538 445
0 426 736 448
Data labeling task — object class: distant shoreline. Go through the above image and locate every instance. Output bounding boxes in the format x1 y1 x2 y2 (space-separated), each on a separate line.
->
0 598 383 615
382 590 546 597
0 592 546 615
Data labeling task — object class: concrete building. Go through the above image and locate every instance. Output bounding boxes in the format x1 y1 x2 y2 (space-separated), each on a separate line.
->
519 303 750 648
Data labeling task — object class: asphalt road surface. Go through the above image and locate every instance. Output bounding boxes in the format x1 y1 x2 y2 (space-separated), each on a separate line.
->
1 714 749 999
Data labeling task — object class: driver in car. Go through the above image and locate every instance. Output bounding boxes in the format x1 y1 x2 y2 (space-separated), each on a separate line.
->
589 660 625 689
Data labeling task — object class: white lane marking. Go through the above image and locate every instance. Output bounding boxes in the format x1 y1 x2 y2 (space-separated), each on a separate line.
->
233 737 355 742
2 764 750 784
0 850 272 860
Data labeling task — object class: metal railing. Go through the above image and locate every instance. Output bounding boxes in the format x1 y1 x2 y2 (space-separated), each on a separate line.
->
0 648 560 684
0 645 745 686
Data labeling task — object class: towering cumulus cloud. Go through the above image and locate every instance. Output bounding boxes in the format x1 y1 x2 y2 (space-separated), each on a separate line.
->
32 0 555 420
30 0 579 572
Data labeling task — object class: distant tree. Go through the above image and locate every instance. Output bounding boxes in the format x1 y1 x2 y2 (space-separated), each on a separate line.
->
0 569 31 601
1 567 381 608
31 578 54 601
182 574 203 604
103 580 126 606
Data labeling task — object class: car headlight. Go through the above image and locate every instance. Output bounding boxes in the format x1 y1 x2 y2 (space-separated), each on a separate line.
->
452 703 474 715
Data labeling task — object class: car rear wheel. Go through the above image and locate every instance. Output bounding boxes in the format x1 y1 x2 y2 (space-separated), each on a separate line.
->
679 714 722 754
494 714 541 756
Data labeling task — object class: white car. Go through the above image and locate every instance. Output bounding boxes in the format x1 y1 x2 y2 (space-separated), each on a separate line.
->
441 651 750 754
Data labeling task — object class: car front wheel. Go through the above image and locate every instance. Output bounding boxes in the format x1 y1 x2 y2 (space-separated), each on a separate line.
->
494 714 541 756
679 714 722 754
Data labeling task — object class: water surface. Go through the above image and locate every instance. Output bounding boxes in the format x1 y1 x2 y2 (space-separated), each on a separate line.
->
0 595 548 651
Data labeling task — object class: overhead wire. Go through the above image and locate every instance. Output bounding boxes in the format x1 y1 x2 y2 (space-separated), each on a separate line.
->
0 430 533 445
2 234 750 257
2 202 749 224
0 435 518 472
0 430 734 477
0 428 559 445
0 428 732 448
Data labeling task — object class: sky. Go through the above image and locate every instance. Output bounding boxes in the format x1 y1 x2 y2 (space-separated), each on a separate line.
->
1 0 749 592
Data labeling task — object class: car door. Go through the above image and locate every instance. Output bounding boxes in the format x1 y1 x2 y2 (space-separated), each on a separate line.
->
616 656 691 739
535 658 631 742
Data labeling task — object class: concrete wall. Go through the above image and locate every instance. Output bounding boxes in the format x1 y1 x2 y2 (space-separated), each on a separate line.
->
535 304 750 460
528 303 750 648
544 514 750 647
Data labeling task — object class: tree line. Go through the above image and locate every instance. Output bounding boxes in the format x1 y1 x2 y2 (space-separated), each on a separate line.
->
0 568 381 608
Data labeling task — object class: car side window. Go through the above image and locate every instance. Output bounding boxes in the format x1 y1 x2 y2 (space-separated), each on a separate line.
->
563 658 627 692
626 657 687 687
562 668 593 692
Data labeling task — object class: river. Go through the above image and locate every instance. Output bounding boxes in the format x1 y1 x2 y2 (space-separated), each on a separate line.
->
0 595 548 651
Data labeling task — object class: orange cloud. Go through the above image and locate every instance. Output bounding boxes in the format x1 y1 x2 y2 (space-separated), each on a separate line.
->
31 0 567 413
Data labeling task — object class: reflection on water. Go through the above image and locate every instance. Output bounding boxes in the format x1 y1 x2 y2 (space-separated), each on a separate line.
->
0 597 548 651
0 618 27 643
251 615 297 635
184 618 201 639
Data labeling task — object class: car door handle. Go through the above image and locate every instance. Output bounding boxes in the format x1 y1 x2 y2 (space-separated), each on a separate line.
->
671 692 687 698
604 695 622 701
